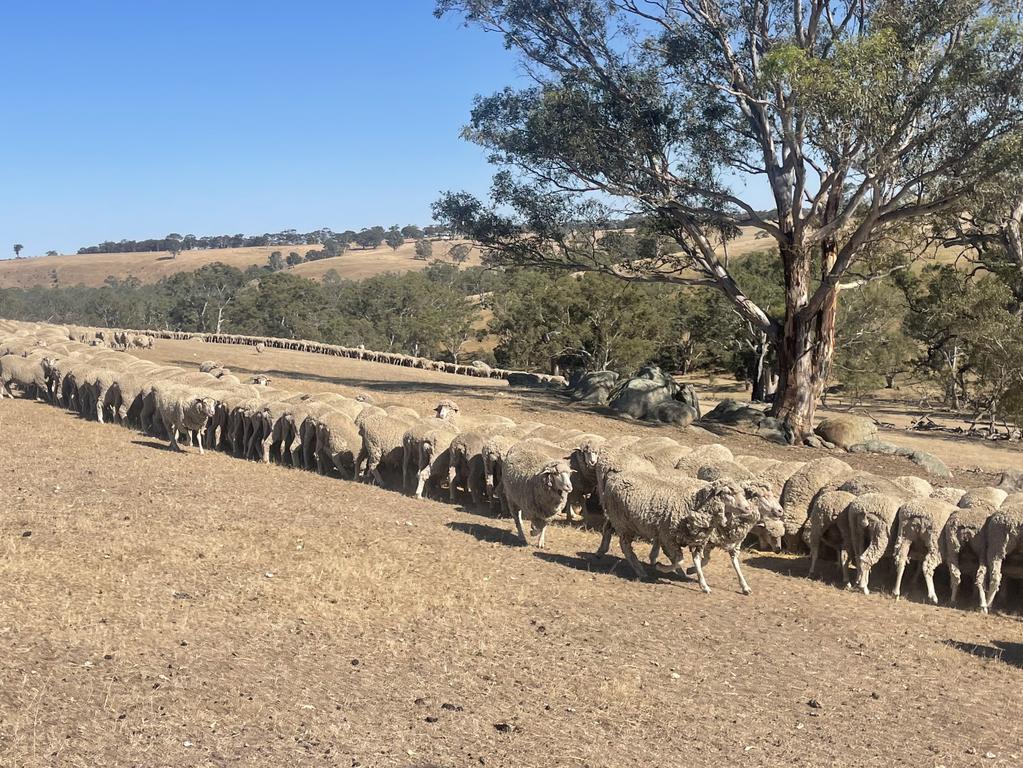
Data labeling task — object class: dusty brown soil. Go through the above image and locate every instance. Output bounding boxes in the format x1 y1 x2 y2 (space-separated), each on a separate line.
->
2 341 1023 767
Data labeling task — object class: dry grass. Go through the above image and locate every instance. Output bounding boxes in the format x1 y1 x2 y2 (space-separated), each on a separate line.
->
0 240 483 289
2 339 1023 766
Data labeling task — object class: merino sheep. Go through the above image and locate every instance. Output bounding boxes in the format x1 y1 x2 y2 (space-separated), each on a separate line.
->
846 493 904 595
198 360 222 373
981 502 1023 612
152 384 217 453
959 487 1008 512
807 490 857 587
448 430 488 505
780 457 853 549
358 413 415 486
940 507 992 609
0 354 49 400
891 498 957 603
500 441 573 548
404 419 459 499
598 466 758 593
930 487 967 505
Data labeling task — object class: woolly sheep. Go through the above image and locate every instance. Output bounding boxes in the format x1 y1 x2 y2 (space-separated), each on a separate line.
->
499 441 573 548
846 492 904 595
780 457 853 549
958 487 1008 512
598 466 759 593
358 413 416 486
198 360 222 373
940 507 992 609
981 502 1023 612
806 490 858 587
448 430 488 505
152 384 217 454
0 353 49 401
930 487 967 505
891 498 957 603
674 443 733 473
892 475 934 498
404 418 459 499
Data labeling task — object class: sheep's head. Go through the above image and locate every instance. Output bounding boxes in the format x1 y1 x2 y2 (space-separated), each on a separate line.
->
742 481 784 522
190 396 218 419
435 399 459 419
542 459 573 496
251 375 271 386
575 436 605 471
700 479 755 528
214 368 232 378
354 392 375 404
753 518 785 553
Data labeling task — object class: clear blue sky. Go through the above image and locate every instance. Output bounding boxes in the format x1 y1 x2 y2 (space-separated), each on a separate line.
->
0 1 524 257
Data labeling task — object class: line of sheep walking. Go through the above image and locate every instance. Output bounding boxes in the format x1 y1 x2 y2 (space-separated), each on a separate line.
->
61 324 567 387
3 319 1023 610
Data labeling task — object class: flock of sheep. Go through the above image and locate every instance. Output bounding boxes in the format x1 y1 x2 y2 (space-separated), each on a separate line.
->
3 319 1023 610
62 325 567 387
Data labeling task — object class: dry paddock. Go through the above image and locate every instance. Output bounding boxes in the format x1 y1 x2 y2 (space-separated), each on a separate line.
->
1 341 1022 767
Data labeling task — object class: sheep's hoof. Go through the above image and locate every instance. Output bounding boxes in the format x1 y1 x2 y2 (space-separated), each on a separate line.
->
741 587 752 596
893 594 901 602
701 586 712 594
861 586 870 596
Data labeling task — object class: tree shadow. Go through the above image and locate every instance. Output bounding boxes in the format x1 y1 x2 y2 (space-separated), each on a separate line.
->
943 640 1023 670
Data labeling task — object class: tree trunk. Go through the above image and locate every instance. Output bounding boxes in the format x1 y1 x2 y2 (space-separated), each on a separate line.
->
770 247 839 443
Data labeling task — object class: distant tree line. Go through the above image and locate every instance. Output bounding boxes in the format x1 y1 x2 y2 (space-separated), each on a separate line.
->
75 224 453 256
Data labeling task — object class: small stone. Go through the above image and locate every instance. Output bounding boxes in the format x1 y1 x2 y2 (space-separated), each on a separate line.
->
870 692 880 700
441 703 462 711
414 697 429 707
425 716 439 723
21 531 31 538
985 752 996 759
180 640 188 647
808 698 822 709
264 572 274 579
103 654 113 660
183 741 193 747
494 722 516 733
670 672 681 680
351 659 360 666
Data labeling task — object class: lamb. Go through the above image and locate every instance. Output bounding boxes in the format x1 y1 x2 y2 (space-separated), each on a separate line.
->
981 502 1023 612
598 466 758 593
780 457 853 550
940 507 992 609
846 492 904 594
152 384 218 453
499 441 573 548
891 498 957 603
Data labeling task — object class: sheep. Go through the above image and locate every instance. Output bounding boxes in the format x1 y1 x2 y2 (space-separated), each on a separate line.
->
403 418 459 499
674 443 733 473
806 490 858 587
892 476 934 498
780 457 853 549
846 492 904 595
132 334 154 349
306 410 361 478
598 465 758 593
255 342 266 354
448 430 488 505
499 441 573 548
358 413 416 487
152 384 218 453
940 507 992 609
198 360 222 373
930 486 967 505
958 486 1008 512
891 498 957 603
0 353 49 400
981 502 1023 612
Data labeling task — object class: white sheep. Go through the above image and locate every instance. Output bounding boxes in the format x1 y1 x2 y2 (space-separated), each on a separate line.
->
981 502 1023 612
500 440 573 548
780 457 853 550
152 384 218 454
891 498 957 603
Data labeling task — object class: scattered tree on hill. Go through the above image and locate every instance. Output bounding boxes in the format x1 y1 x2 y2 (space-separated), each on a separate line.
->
401 225 424 240
414 238 433 260
354 227 386 249
45 250 58 257
286 251 304 267
435 0 1023 442
13 244 23 259
448 243 470 264
384 227 404 251
268 251 286 272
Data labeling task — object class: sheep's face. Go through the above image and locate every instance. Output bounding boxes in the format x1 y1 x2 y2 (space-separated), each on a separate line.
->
705 479 754 525
355 392 375 404
214 368 232 379
543 461 573 497
755 519 785 553
197 397 218 418
577 440 602 470
435 400 459 419
743 481 783 522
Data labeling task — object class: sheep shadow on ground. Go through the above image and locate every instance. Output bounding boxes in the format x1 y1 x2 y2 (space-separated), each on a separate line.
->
532 550 693 585
131 438 178 453
943 640 1023 670
445 521 524 547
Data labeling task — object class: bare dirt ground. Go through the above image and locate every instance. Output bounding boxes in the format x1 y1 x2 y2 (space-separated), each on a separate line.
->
2 340 1022 767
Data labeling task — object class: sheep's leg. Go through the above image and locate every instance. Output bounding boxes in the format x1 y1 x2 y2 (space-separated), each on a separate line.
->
892 537 911 601
691 549 711 594
197 427 206 455
807 536 820 578
618 536 648 580
168 426 182 452
975 562 989 613
513 509 529 545
448 465 459 502
414 466 430 499
648 542 661 566
402 450 413 492
985 557 1004 613
838 547 852 589
922 552 941 605
536 523 548 549
355 448 368 480
729 549 752 595
260 432 273 464
371 464 385 488
595 521 613 557
659 540 687 576
947 551 962 604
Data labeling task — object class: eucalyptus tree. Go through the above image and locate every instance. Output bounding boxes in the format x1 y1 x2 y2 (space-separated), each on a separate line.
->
434 0 1023 440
